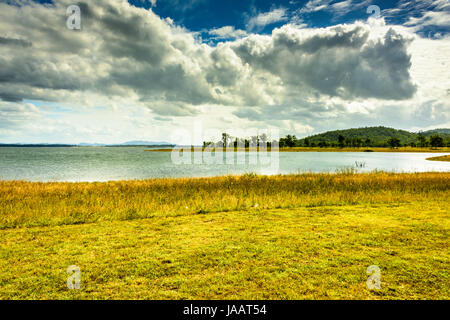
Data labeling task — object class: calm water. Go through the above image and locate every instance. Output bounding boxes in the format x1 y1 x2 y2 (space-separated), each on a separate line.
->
0 147 449 182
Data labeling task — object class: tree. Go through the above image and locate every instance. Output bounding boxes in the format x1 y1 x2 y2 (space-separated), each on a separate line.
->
259 133 268 148
283 135 297 147
364 138 371 147
250 136 258 147
304 138 310 147
429 135 444 148
338 134 345 148
221 133 231 148
387 137 401 149
344 138 351 147
318 141 329 148
417 134 428 147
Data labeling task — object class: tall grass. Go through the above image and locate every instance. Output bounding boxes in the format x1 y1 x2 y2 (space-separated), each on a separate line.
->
0 172 448 229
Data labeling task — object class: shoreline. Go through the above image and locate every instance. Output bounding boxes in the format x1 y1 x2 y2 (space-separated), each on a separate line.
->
426 155 450 162
2 169 450 184
146 147 450 153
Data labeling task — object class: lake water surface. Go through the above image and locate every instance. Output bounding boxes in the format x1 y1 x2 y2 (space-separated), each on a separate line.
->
0 147 449 182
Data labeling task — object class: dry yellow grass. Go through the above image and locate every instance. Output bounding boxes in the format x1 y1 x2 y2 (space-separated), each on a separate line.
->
427 155 450 162
0 172 449 229
0 172 449 299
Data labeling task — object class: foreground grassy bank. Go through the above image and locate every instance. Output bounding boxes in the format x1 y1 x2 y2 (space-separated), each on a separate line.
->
0 172 449 299
146 147 450 153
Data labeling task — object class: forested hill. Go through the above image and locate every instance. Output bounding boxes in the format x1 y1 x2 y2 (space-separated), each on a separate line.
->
422 128 450 136
296 126 450 147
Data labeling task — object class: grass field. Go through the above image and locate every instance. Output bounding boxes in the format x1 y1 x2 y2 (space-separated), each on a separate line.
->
147 147 450 153
0 172 449 299
427 155 450 162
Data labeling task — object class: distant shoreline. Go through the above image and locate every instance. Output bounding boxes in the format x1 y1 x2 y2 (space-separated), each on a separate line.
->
0 144 174 148
146 147 450 153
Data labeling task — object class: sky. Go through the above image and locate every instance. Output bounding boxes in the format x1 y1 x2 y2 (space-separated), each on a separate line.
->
0 0 449 144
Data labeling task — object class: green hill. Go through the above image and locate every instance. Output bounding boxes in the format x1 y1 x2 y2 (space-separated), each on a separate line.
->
293 126 450 147
422 129 450 136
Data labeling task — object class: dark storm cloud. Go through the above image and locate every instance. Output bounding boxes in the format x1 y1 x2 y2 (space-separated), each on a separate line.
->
0 56 85 91
0 37 32 47
0 92 24 102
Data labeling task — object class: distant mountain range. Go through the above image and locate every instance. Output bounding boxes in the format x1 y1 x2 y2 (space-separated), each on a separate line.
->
298 127 450 147
78 141 173 147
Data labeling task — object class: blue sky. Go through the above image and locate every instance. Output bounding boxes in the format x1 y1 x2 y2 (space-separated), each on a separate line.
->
137 0 394 29
0 0 449 144
33 0 450 37
132 0 445 38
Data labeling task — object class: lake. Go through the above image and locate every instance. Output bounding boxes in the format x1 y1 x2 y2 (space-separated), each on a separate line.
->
0 147 449 182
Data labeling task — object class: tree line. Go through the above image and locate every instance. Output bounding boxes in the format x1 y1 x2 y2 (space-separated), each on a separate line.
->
203 133 448 149
278 134 447 148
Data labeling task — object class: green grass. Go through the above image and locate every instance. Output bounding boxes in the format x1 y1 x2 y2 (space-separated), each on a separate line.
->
0 172 449 299
427 155 450 162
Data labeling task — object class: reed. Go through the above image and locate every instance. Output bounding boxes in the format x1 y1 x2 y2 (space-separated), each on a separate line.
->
0 172 448 229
